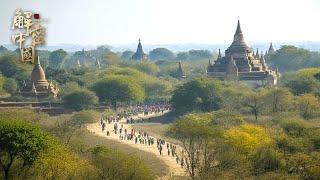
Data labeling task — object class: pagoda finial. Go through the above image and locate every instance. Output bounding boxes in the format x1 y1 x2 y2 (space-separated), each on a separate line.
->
34 56 40 65
232 20 246 46
236 20 242 34
256 48 259 58
218 49 222 58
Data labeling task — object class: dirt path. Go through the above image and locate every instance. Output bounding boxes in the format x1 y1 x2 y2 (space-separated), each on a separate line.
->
87 112 188 179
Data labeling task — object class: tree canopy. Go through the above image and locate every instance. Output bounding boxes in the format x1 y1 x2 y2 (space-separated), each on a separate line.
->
49 49 68 69
62 89 99 111
149 48 175 61
0 120 51 180
91 76 145 108
266 45 320 71
171 77 222 113
121 50 135 60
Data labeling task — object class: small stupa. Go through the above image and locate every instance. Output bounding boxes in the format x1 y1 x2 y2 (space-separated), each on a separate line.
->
21 56 59 98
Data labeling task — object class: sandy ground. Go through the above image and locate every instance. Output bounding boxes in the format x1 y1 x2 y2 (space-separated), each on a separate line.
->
87 111 188 179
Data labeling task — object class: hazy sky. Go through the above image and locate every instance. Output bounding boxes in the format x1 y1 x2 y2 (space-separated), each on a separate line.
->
1 0 320 46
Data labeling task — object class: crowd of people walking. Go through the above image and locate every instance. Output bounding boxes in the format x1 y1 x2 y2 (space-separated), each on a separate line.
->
100 103 171 124
97 102 189 173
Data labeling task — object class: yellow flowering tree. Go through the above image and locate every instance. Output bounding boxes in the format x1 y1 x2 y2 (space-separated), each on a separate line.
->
225 124 272 154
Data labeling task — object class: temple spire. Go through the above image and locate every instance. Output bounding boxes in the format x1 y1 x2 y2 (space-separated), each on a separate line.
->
132 39 147 60
256 48 259 58
218 49 222 58
268 42 275 54
231 20 247 47
236 20 242 34
177 61 186 79
34 56 40 65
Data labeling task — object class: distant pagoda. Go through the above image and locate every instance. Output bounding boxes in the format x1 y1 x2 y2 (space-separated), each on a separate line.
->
267 42 276 55
131 39 148 61
207 20 279 86
21 56 59 98
176 61 186 79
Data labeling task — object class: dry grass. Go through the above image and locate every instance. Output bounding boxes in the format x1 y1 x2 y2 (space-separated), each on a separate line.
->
72 129 169 178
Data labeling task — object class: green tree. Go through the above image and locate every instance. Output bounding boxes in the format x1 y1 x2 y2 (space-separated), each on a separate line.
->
149 48 175 61
0 55 30 82
0 74 4 91
131 61 160 75
297 93 320 119
281 119 312 137
31 144 97 179
121 50 135 60
53 110 99 144
171 77 222 113
91 76 144 109
264 88 294 113
69 110 99 128
283 74 319 96
242 91 266 121
49 49 68 69
176 51 189 60
3 78 17 93
169 113 222 180
251 147 284 175
101 51 120 66
62 89 99 111
188 49 212 60
266 45 320 71
0 120 50 180
90 145 153 180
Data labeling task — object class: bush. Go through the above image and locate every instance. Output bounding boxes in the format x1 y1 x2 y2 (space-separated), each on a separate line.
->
224 124 272 154
281 119 312 137
171 77 222 113
89 145 154 180
63 89 99 111
251 147 284 174
3 78 17 93
0 120 50 180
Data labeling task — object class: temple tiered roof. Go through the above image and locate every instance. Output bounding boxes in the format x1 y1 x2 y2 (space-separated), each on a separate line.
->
207 21 279 86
